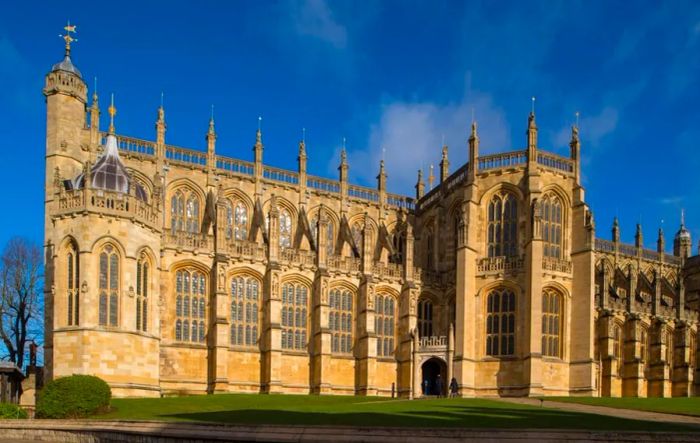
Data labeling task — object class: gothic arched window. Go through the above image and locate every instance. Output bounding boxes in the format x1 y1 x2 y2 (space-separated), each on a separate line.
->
417 298 433 337
391 229 405 264
66 241 79 326
230 276 259 347
281 282 308 351
690 331 697 369
375 293 396 357
541 288 562 358
136 253 149 332
487 192 518 257
175 268 206 343
171 189 200 234
613 324 623 373
351 222 363 257
486 288 515 356
542 194 563 259
329 288 353 354
279 209 292 249
665 328 674 367
310 214 335 256
234 202 248 240
426 229 434 270
98 245 119 327
640 327 649 370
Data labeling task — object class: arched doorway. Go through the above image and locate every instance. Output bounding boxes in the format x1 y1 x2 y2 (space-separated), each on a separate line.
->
421 357 447 396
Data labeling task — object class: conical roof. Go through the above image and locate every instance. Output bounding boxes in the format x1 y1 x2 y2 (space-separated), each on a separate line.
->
71 134 147 201
51 54 82 78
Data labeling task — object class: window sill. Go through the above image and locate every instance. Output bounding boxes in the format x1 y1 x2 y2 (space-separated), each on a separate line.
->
282 350 309 357
481 355 518 362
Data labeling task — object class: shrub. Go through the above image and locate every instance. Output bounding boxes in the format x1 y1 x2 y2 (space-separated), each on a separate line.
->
36 374 111 418
0 403 27 419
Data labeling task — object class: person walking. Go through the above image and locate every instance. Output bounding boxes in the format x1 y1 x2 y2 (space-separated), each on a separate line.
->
449 377 458 398
422 378 429 396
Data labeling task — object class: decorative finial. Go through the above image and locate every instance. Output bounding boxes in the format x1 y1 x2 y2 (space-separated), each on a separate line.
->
108 93 116 134
58 21 77 56
91 77 99 106
208 105 215 135
681 208 686 227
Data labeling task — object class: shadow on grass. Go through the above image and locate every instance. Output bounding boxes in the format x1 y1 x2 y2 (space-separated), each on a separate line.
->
158 405 696 432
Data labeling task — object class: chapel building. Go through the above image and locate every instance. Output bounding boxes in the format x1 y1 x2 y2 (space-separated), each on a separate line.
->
43 35 700 398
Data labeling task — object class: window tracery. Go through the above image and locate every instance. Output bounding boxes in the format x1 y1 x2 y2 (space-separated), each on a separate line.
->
98 244 119 327
230 276 259 347
136 253 149 332
542 194 563 258
66 242 79 326
417 298 433 337
171 189 200 234
541 288 561 358
329 288 353 354
375 293 395 357
486 288 515 356
281 282 308 351
175 269 206 343
487 192 518 257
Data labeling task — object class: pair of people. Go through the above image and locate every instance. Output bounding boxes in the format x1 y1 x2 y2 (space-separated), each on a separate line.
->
421 375 459 397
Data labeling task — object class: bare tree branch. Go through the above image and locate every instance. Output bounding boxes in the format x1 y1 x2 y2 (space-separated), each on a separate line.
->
0 237 43 371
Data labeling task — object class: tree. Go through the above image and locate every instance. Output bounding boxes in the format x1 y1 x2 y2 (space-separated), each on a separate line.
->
0 237 43 371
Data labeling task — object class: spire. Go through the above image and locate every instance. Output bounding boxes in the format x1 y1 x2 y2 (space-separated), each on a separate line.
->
253 116 263 164
570 117 581 187
657 227 665 254
298 130 307 175
256 116 262 146
428 164 435 190
439 143 449 182
155 93 166 148
674 208 692 258
338 138 348 180
208 105 216 136
415 169 425 199
108 93 116 135
612 217 620 243
527 101 538 152
468 120 479 180
635 223 643 249
377 159 387 192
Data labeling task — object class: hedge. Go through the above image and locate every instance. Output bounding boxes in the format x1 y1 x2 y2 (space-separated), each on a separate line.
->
36 374 111 418
0 403 27 419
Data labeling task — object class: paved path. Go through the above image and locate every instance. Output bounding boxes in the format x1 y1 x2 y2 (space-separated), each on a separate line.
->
496 397 700 429
0 419 699 442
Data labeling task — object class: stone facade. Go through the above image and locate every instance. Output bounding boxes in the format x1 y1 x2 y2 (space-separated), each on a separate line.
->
43 44 700 398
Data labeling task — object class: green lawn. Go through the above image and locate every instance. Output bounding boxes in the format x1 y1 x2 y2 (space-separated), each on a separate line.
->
545 396 700 417
95 394 696 431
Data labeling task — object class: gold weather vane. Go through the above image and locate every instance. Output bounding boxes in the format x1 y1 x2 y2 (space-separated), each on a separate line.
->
58 21 77 56
108 93 117 134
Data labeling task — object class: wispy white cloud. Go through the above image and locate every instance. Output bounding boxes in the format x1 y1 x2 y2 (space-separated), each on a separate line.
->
330 89 510 194
289 0 347 49
554 106 618 149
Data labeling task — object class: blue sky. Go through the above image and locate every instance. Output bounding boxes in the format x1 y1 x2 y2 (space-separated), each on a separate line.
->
1 0 699 251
